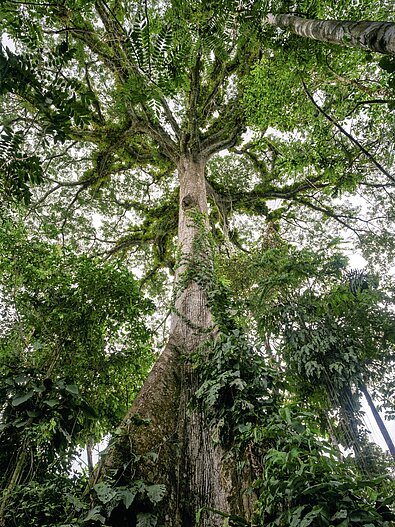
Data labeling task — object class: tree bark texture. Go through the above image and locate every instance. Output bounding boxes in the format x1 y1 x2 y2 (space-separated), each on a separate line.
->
99 157 235 526
265 14 395 55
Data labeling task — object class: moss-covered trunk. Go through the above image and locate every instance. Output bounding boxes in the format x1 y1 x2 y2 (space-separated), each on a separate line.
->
100 156 234 526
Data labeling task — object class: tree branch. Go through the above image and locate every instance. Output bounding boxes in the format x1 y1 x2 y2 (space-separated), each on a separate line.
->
159 96 181 139
292 196 365 241
265 14 395 55
303 81 395 184
94 0 129 65
200 124 243 158
344 99 395 118
136 106 178 161
183 47 202 152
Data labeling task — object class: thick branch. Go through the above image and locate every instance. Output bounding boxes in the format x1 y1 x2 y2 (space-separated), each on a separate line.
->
344 99 395 118
206 177 331 220
136 106 178 161
359 384 395 461
200 58 239 122
183 48 202 152
61 10 127 81
95 0 180 141
159 96 181 138
200 125 243 158
94 0 130 65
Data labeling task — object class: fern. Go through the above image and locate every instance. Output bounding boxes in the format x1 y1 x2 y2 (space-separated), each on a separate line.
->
0 127 43 203
129 15 151 73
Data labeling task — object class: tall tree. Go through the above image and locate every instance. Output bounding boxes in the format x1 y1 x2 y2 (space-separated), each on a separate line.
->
1 0 395 525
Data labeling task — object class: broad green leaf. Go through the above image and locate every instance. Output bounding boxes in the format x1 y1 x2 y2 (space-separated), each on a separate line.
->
118 488 137 509
12 390 34 406
93 482 116 504
44 399 59 407
65 384 79 395
146 484 166 505
82 506 105 524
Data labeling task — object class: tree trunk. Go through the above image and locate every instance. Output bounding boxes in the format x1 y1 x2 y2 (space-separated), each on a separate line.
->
265 14 395 55
359 383 395 461
99 156 235 526
0 448 27 527
86 439 94 476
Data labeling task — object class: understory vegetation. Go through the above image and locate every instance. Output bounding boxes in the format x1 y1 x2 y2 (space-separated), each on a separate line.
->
1 220 395 526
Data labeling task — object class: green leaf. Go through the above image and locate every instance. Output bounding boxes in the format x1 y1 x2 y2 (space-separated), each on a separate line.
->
26 410 40 417
146 484 166 505
82 506 106 524
93 482 116 504
144 451 159 462
332 509 348 520
349 510 374 522
65 384 79 395
136 512 158 527
290 505 307 526
118 488 137 509
12 390 34 406
14 374 29 384
44 399 59 407
300 506 324 527
66 493 87 511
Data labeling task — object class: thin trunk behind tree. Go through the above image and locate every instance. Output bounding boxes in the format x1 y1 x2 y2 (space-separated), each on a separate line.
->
359 383 395 460
99 156 238 526
265 14 395 55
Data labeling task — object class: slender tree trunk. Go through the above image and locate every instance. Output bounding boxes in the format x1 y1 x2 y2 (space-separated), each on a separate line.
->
86 439 94 476
359 383 395 460
99 155 234 526
0 448 27 527
265 14 395 54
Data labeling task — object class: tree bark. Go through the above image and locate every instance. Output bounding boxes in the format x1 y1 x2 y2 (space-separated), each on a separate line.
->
99 156 234 526
86 439 94 476
265 14 395 55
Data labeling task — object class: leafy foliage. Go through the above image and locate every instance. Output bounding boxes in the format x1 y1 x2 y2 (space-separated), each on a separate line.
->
190 239 395 524
0 217 154 525
1 0 395 525
192 322 395 526
4 473 86 527
191 330 282 449
246 244 395 429
253 408 395 527
0 126 43 203
0 217 154 430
